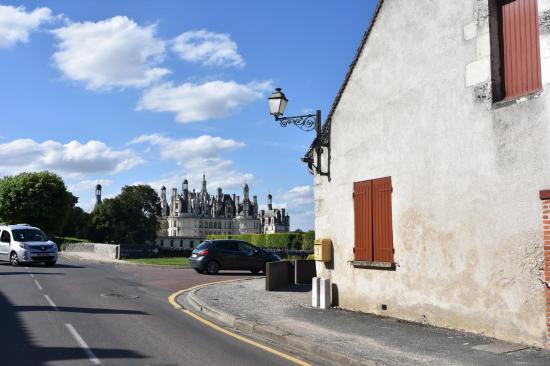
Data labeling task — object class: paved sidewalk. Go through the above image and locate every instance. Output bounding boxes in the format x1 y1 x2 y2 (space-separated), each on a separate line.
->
179 278 550 366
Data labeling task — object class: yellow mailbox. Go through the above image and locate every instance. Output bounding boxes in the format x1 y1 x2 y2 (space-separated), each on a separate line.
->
314 239 332 262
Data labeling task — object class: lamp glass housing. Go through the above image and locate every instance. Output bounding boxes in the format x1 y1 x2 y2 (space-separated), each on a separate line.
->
268 88 288 116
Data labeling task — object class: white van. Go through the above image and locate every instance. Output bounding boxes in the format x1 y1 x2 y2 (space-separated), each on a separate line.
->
0 224 58 266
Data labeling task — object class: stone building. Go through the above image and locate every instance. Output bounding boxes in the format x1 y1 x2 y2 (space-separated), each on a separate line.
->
156 174 289 248
307 0 550 348
259 194 290 234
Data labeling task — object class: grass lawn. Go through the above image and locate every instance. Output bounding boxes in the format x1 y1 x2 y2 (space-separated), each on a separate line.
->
126 257 190 266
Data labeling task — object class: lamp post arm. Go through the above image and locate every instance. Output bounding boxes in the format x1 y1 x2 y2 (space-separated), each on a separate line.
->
275 113 317 132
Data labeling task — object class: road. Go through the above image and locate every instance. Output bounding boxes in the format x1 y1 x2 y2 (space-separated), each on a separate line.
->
0 257 302 366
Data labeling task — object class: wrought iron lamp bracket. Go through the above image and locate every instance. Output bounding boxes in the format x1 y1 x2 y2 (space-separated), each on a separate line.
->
274 114 317 132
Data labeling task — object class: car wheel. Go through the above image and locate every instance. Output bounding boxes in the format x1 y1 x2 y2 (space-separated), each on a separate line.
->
10 252 19 266
44 261 56 267
205 261 219 275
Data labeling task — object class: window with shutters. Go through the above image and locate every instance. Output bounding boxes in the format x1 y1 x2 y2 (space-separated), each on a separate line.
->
353 177 394 265
490 0 542 102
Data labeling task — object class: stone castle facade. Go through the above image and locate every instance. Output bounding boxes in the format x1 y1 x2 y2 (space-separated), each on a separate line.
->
157 174 289 246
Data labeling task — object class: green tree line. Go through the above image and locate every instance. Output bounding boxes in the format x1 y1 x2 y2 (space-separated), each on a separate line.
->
0 171 160 245
207 231 315 250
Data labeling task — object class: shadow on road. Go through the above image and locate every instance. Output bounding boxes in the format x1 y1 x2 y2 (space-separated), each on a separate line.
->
0 291 148 365
0 262 84 269
0 272 65 276
14 305 150 315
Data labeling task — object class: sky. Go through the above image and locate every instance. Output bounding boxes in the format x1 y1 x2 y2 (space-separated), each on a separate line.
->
0 0 377 231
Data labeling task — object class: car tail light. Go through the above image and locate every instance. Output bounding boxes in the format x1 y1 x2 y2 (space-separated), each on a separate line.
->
198 249 209 256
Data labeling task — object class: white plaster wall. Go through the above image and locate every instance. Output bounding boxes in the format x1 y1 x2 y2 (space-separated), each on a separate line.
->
315 0 550 347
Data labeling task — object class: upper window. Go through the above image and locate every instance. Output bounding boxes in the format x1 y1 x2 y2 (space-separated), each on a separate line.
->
491 0 542 101
353 177 394 263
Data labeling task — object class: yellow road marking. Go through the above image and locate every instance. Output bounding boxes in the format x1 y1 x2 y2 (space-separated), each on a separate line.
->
168 280 311 366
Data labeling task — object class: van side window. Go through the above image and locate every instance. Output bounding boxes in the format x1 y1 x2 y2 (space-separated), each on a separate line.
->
1 231 11 243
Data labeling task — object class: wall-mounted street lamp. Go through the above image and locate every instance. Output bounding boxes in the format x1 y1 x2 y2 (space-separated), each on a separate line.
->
268 88 329 177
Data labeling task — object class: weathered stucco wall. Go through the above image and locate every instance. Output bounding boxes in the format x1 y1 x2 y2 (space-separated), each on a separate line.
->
315 0 550 346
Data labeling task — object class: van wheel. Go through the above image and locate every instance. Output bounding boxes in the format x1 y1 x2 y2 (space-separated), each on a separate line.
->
10 252 19 266
205 261 219 275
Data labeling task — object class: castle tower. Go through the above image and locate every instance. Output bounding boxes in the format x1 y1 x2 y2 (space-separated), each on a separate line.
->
201 173 207 194
93 184 102 211
182 179 189 194
160 186 169 216
267 193 273 210
243 183 250 201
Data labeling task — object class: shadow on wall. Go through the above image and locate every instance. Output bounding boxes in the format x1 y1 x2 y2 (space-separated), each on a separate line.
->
0 291 148 365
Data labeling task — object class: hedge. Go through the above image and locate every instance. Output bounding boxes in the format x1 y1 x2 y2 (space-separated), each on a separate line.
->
206 231 315 250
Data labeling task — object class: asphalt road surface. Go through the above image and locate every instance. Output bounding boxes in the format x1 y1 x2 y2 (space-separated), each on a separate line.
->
0 256 300 366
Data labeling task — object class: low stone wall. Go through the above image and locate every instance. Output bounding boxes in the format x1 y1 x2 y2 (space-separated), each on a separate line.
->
266 260 317 291
64 243 120 260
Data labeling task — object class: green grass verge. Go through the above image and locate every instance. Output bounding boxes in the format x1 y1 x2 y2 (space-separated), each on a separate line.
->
125 257 190 266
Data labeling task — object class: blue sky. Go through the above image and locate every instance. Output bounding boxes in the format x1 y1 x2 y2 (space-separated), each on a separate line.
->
0 1 376 230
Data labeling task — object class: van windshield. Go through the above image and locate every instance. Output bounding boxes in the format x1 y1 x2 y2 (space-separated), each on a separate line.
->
12 229 47 242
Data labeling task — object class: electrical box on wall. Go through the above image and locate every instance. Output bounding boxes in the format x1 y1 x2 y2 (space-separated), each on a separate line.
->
314 239 332 262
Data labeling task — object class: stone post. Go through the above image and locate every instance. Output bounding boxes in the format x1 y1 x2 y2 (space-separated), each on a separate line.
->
540 190 550 348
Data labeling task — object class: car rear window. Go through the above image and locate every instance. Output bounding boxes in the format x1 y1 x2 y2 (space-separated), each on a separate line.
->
196 241 211 251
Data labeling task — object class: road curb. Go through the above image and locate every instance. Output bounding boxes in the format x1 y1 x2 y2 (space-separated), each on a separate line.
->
183 280 376 366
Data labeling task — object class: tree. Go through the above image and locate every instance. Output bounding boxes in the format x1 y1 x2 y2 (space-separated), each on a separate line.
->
61 206 94 239
0 171 77 235
92 185 160 244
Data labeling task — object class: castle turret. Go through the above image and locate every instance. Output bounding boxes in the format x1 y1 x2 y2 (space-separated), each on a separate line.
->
95 184 102 205
201 173 207 194
160 186 169 216
267 193 273 210
92 184 102 211
243 183 250 201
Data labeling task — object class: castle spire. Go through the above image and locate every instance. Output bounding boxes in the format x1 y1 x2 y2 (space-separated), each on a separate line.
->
201 173 207 193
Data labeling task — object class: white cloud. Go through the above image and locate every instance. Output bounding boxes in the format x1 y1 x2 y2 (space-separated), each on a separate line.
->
282 185 314 206
68 179 112 193
52 16 169 90
0 139 144 178
171 29 244 68
130 133 252 192
137 80 272 123
0 5 53 48
130 134 245 161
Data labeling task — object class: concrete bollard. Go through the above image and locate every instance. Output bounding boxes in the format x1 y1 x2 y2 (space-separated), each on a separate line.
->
320 278 331 309
312 277 320 307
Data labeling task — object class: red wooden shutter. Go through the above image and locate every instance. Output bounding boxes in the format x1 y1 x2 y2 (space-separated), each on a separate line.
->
501 0 542 99
354 180 373 261
372 177 393 263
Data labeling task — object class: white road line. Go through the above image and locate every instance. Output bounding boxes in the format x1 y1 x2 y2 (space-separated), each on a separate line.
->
34 279 43 290
65 323 101 365
43 294 58 311
24 266 28 270
29 273 34 278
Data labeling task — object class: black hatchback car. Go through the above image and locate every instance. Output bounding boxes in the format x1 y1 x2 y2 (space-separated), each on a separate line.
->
189 239 280 275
